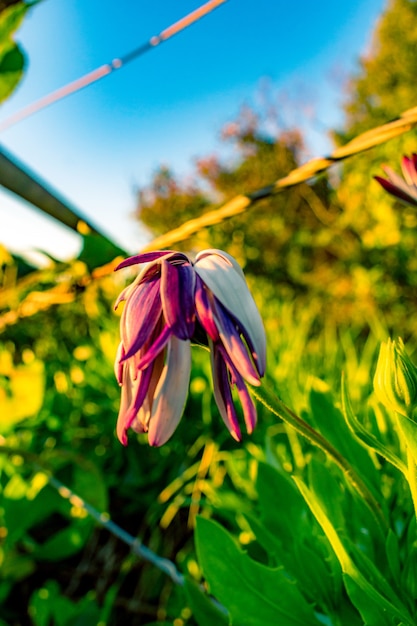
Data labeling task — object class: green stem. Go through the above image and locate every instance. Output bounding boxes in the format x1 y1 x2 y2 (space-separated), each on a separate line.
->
252 382 388 533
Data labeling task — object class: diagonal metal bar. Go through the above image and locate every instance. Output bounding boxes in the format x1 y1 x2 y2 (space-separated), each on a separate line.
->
0 143 125 252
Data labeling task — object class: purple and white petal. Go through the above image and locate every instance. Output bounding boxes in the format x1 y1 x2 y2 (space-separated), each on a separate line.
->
195 276 220 341
134 324 172 371
115 250 179 271
212 299 261 386
229 361 258 433
401 155 417 187
120 278 162 359
194 252 266 375
114 342 125 385
161 260 195 339
148 337 192 446
116 364 153 445
210 341 242 441
195 249 246 280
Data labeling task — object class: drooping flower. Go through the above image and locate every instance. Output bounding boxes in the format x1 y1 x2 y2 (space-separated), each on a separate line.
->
114 249 266 447
374 154 417 207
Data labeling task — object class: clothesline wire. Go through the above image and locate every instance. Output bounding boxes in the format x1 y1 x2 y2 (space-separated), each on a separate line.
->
0 0 228 132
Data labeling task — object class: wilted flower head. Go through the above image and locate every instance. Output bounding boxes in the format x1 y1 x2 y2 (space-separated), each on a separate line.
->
114 249 266 447
373 338 417 417
374 154 417 207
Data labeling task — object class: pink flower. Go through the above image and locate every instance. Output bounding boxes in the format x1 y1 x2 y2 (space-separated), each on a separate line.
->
114 249 266 447
374 154 417 207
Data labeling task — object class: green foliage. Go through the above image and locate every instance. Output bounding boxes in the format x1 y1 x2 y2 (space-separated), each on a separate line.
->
195 516 322 626
4 0 417 623
333 0 417 303
0 1 32 103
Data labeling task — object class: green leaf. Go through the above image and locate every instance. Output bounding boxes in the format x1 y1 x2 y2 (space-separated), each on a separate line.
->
307 458 346 530
195 516 321 626
341 375 406 474
396 412 417 468
294 477 414 626
29 580 101 626
0 1 29 103
184 577 229 626
0 2 28 49
31 524 91 561
309 378 379 486
252 462 346 614
385 530 401 588
246 514 341 613
257 462 305 538
0 44 24 102
77 233 125 271
343 575 394 626
2 475 59 547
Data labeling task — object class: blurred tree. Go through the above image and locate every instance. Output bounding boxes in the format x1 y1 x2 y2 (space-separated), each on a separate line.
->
0 0 20 13
335 0 417 246
331 0 417 331
136 0 417 332
137 110 340 297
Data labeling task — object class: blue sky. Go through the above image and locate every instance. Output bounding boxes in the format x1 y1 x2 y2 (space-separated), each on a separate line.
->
1 0 386 261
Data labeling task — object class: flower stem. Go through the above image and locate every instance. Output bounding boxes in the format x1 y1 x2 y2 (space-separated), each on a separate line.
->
251 382 388 533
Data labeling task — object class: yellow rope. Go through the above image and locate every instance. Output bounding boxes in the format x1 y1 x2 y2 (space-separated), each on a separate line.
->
2 104 417 330
140 105 417 252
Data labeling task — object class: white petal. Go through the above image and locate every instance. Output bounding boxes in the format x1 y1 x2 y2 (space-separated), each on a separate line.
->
194 253 266 375
148 337 191 446
195 249 246 280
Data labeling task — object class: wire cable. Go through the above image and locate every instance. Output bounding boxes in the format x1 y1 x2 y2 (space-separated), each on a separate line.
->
0 0 228 132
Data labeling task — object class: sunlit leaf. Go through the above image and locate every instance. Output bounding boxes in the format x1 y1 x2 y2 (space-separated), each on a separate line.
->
0 43 24 102
195 516 322 626
0 1 30 103
341 374 406 475
294 477 414 626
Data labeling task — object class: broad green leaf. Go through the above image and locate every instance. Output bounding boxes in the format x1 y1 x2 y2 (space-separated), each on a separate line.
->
184 577 229 626
307 458 345 530
0 44 24 102
31 524 91 561
0 2 28 51
385 530 401 589
341 375 406 475
246 514 341 613
254 461 342 609
309 378 379 487
3 476 60 546
195 516 321 626
0 548 35 581
0 1 30 103
256 461 306 541
294 477 414 626
396 412 417 468
343 575 394 626
401 537 417 601
77 233 125 271
29 580 101 626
